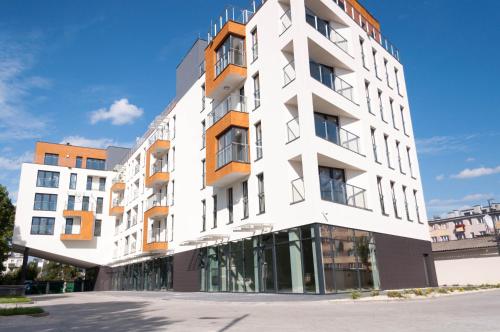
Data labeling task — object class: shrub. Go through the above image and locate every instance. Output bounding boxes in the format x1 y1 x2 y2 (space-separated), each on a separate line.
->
424 288 434 295
386 291 404 298
351 291 361 300
0 307 44 316
412 288 424 296
371 290 380 297
437 288 448 294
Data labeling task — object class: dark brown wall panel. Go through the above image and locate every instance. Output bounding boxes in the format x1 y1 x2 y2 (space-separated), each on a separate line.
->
173 249 201 292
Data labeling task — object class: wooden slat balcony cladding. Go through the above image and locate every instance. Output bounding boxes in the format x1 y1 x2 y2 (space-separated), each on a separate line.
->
206 111 250 186
145 139 170 188
143 206 169 252
60 210 94 241
34 142 107 168
205 21 246 98
111 182 125 192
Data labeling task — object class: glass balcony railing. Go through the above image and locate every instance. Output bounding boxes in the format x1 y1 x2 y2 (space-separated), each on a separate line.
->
316 126 361 155
215 48 246 77
286 117 300 143
207 94 248 128
151 160 167 175
280 8 292 34
146 194 168 210
148 226 166 244
306 12 349 54
217 142 249 168
291 177 305 203
283 60 296 86
321 181 367 209
112 198 123 208
147 126 170 147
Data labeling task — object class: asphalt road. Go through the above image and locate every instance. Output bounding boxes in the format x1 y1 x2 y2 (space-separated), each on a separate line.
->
1 290 499 332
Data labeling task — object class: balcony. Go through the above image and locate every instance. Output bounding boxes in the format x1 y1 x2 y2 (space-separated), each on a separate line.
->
60 210 94 241
143 204 168 253
217 143 249 169
306 10 349 55
147 130 170 156
111 181 125 192
320 181 367 209
144 194 169 219
145 160 169 188
317 126 362 155
280 8 292 35
207 94 248 128
109 198 124 216
310 62 354 103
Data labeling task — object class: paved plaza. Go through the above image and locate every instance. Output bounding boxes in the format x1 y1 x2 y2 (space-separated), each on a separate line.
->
1 290 499 332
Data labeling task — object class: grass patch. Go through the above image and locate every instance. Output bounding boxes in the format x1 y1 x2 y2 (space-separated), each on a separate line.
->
386 291 404 298
351 291 361 300
371 290 380 297
0 307 44 316
0 296 32 304
412 288 424 296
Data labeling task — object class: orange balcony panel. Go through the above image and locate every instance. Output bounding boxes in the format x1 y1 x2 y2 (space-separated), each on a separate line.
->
111 182 125 192
149 139 170 156
205 21 246 100
109 206 124 216
60 210 94 241
145 171 170 188
206 111 250 187
143 241 168 253
144 206 169 220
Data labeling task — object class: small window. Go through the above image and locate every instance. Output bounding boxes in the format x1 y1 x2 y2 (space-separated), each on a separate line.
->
44 153 59 166
76 156 83 168
201 199 206 232
242 180 249 219
257 173 265 214
86 158 105 170
36 170 60 188
227 187 233 224
255 122 263 160
201 159 206 189
212 195 217 228
82 196 89 211
86 176 93 190
96 197 103 214
251 28 258 61
99 177 106 191
253 73 261 109
94 219 102 237
34 193 57 211
69 173 77 189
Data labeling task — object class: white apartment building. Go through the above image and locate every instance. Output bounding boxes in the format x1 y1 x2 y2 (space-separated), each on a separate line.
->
13 0 437 293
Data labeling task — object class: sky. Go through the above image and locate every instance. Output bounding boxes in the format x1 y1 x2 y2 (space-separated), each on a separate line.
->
0 0 499 217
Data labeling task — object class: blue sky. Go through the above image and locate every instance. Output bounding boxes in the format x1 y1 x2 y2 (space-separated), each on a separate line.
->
0 0 499 217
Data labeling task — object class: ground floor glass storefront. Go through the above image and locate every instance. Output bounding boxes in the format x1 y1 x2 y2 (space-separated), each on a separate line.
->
199 224 380 294
111 256 173 291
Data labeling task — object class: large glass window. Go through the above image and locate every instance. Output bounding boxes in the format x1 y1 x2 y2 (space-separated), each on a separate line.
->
217 127 248 168
215 35 245 76
43 153 59 166
314 112 339 144
310 61 334 89
30 217 55 235
86 158 105 170
69 173 77 189
242 180 249 219
36 170 59 188
96 197 104 214
257 173 265 214
319 166 346 204
99 177 106 191
34 193 57 211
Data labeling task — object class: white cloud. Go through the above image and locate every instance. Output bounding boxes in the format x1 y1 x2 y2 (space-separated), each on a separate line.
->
435 174 445 181
451 166 500 179
427 193 495 216
60 136 120 149
90 98 143 125
465 157 475 162
0 33 50 141
0 151 33 171
416 133 499 155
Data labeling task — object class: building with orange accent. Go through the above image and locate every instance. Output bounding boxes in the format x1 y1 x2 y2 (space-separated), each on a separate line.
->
13 0 438 293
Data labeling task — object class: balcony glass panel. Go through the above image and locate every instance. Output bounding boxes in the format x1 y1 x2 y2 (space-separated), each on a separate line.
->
217 127 249 168
310 61 354 102
207 94 247 128
215 35 246 76
319 166 366 209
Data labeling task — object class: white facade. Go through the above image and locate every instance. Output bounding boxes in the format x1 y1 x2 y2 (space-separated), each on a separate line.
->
13 0 430 272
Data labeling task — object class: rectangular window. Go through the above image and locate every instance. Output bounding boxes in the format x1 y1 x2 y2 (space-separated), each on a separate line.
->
371 127 379 163
201 159 206 189
257 173 265 214
242 180 249 219
82 196 89 211
396 141 404 174
372 48 378 77
34 193 57 211
378 90 386 122
318 166 347 205
171 147 175 171
212 195 217 228
64 218 74 235
30 217 55 235
99 177 106 191
201 199 206 232
400 106 408 136
365 81 372 114
413 190 421 223
94 219 102 237
86 158 105 170
253 73 261 109
255 122 263 160
170 215 174 241
44 153 59 166
217 127 249 168
407 147 414 177
86 176 93 190
69 173 77 189
390 181 399 218
215 34 245 76
227 187 233 224
314 112 340 144
36 170 60 188
201 120 206 148
359 37 366 67
172 115 176 139
395 68 401 94
96 197 103 214
377 176 386 215
67 195 75 210
390 99 397 129
201 84 206 110
384 58 390 87
75 156 83 168
384 134 392 168
403 185 411 221
251 28 258 61
171 180 175 205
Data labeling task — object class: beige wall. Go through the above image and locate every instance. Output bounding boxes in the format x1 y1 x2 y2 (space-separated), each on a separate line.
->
435 255 500 285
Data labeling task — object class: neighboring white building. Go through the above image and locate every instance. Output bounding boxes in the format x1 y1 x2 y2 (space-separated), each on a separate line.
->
2 252 24 275
13 0 437 293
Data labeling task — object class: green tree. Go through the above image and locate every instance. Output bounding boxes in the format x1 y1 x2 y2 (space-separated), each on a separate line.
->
40 261 82 281
0 185 15 273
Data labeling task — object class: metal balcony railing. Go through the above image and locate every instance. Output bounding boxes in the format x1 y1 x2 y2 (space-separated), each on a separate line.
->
286 117 300 143
280 8 292 34
147 126 170 148
291 177 305 203
317 126 361 155
321 181 367 209
215 48 246 77
307 12 349 54
283 60 296 86
216 142 249 168
207 94 248 128
151 160 166 175
112 198 123 208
